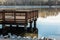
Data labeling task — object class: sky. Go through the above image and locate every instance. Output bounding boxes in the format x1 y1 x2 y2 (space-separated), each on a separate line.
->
37 13 60 40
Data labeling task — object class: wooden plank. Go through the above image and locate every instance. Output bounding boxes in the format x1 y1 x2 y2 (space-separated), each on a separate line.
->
16 16 25 19
14 12 16 23
34 10 38 20
5 13 14 22
30 11 34 21
0 13 2 22
27 13 31 19
0 10 38 25
16 13 25 16
31 11 34 18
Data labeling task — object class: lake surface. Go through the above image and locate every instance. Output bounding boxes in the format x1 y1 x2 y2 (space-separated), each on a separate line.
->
37 12 60 40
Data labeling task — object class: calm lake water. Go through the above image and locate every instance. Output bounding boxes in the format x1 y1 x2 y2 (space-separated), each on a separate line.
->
37 12 60 40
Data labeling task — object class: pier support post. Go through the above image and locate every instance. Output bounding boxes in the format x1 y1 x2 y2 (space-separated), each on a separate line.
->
24 24 27 33
33 19 38 34
29 21 33 33
34 19 37 28
16 24 18 27
10 24 12 27
10 24 12 34
0 24 2 35
2 24 6 36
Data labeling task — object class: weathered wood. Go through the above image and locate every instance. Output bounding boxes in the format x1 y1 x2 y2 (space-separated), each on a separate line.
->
0 10 38 36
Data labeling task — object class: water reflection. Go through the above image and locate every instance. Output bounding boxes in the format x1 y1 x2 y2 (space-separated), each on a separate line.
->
39 8 59 18
38 9 60 40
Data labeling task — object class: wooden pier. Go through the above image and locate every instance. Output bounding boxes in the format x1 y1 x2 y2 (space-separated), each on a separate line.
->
0 9 38 37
